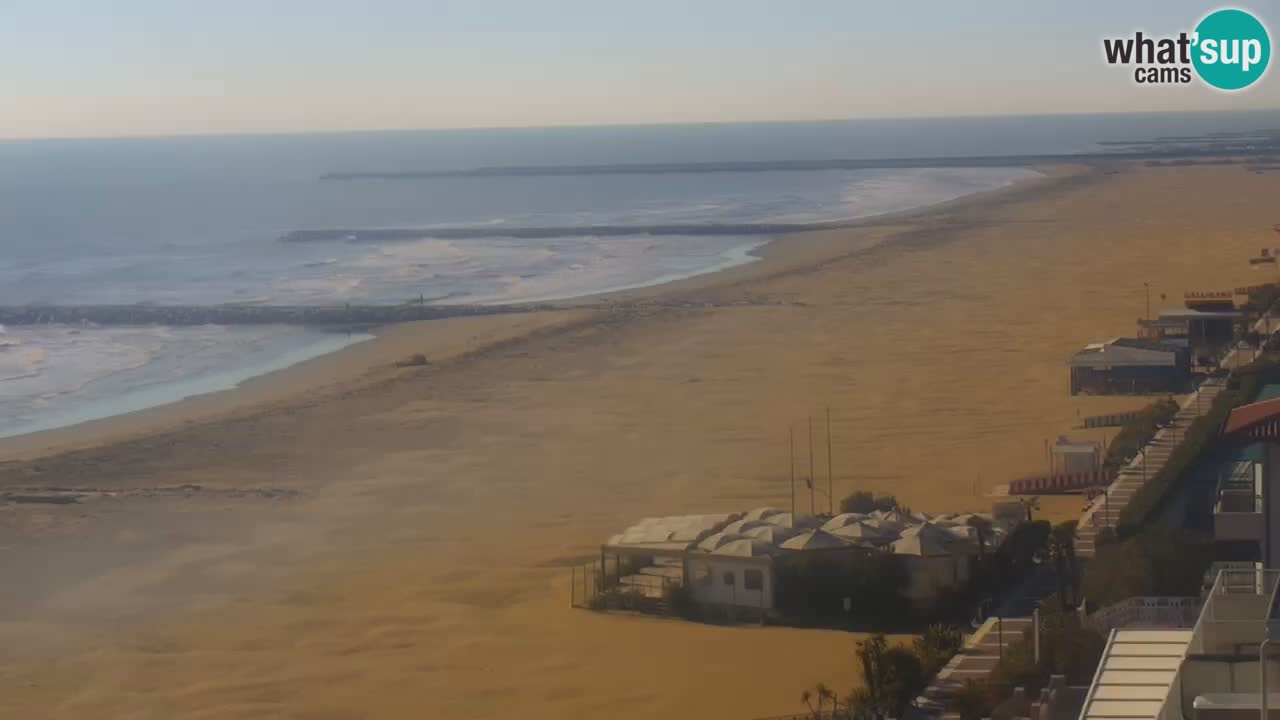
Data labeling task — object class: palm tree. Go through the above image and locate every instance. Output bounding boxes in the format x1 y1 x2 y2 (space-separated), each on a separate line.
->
966 515 993 561
802 683 839 719
1049 521 1079 609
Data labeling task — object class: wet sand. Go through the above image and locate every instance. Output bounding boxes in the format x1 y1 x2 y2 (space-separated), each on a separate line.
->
3 162 1279 719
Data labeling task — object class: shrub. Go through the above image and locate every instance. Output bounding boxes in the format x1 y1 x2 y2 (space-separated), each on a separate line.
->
979 520 1050 593
1105 397 1180 466
1118 389 1238 531
853 634 926 720
914 624 964 676
1082 526 1212 607
953 680 997 720
839 491 901 515
986 605 1105 698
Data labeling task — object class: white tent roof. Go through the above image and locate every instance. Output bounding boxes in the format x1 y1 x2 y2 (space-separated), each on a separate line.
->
779 529 854 551
721 519 769 536
830 521 895 543
869 509 914 528
744 507 786 522
606 513 740 549
892 523 961 557
821 513 868 531
743 525 796 544
696 531 750 552
761 511 797 528
710 538 777 558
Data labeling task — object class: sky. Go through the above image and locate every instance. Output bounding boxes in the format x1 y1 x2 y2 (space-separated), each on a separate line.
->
1 0 1278 139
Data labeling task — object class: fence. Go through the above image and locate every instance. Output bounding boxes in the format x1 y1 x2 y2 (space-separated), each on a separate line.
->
570 562 602 609
1083 596 1202 634
1082 411 1143 429
570 560 680 616
1008 469 1115 495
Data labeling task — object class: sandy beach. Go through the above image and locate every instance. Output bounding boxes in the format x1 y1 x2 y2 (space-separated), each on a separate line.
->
3 161 1280 719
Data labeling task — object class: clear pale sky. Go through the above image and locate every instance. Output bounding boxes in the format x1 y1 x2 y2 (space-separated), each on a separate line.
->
1 0 1277 139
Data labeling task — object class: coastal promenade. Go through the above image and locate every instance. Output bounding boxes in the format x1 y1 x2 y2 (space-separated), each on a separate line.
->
1074 379 1225 558
1075 307 1277 557
0 302 547 327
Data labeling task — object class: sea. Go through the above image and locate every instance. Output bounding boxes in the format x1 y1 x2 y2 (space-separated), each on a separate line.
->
2 110 1278 439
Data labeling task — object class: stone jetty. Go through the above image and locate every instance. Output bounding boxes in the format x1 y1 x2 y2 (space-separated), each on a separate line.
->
0 302 547 327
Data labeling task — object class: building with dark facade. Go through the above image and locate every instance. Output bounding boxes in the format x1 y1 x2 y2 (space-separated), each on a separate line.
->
1068 337 1192 395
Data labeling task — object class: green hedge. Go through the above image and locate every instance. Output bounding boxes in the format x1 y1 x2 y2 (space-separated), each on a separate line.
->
1105 398 1180 466
1082 527 1214 607
1116 388 1237 532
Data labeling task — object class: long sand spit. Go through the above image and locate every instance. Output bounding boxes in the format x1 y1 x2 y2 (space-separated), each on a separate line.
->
2 164 1280 719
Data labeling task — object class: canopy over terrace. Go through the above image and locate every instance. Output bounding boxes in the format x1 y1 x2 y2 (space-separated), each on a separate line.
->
604 513 741 558
1224 397 1280 441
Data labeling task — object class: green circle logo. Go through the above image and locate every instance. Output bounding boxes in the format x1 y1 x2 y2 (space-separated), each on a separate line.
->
1192 9 1271 90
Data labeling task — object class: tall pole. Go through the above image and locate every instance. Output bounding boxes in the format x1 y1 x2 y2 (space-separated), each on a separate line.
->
826 407 834 515
1033 608 1041 664
808 416 816 517
789 426 796 519
1104 487 1110 530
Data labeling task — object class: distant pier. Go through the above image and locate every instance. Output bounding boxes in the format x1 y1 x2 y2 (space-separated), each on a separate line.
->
0 302 546 327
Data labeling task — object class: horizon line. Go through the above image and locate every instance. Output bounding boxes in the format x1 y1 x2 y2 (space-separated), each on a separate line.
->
4 106 1280 144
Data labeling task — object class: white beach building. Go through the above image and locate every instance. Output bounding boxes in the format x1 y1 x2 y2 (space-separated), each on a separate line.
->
595 504 1004 618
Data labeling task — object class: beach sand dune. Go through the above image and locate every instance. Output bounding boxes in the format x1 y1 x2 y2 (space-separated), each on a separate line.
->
2 164 1279 719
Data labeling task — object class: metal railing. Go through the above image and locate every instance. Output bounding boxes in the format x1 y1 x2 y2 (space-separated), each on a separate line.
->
1191 569 1280 655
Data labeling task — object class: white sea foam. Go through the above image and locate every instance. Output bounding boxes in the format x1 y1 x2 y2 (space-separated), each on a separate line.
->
0 325 371 439
0 164 1037 437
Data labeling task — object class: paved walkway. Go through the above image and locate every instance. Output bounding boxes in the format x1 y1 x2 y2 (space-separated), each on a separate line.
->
915 616 1033 719
1075 305 1280 558
1074 379 1225 557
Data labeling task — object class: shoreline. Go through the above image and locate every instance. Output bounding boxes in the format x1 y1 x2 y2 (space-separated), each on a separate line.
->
6 161 1280 719
0 330 376 442
0 165 1056 454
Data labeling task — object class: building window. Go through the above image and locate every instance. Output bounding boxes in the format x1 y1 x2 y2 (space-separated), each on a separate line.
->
744 569 763 591
723 570 735 586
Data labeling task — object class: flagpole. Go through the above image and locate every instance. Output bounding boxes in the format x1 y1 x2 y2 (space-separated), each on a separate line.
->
808 416 816 517
789 425 796 519
826 406 834 515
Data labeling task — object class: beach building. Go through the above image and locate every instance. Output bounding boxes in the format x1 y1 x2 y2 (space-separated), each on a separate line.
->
1144 308 1242 349
592 505 1011 619
891 523 974 606
1068 338 1192 396
685 536 779 612
1052 436 1103 476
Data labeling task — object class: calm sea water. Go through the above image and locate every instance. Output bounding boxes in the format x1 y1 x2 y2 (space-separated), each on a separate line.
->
2 110 1277 438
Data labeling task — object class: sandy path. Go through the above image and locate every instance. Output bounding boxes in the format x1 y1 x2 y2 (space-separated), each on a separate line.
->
2 163 1279 719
